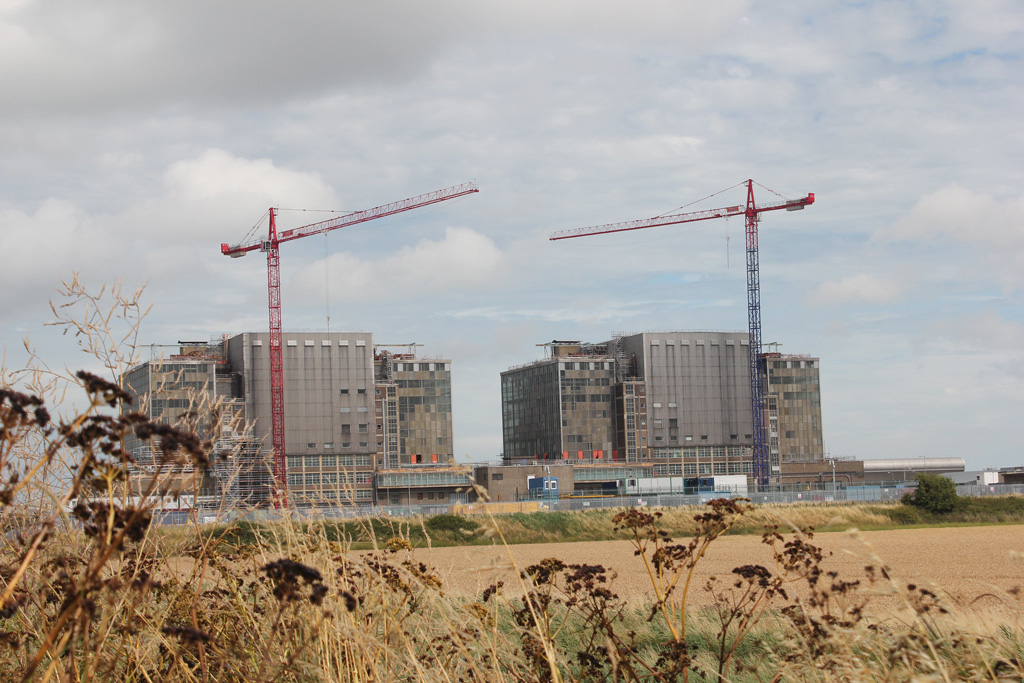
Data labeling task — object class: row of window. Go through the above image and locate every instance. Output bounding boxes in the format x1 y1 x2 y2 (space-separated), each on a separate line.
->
292 489 374 501
652 434 752 441
286 454 373 469
394 363 448 372
303 440 370 451
771 360 817 369
560 362 613 371
651 461 753 475
651 446 749 459
286 471 373 486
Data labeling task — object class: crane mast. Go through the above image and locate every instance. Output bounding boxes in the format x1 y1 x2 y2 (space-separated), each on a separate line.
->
551 180 813 487
223 182 479 506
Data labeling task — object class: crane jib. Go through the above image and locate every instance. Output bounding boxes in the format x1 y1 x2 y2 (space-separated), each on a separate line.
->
547 181 814 489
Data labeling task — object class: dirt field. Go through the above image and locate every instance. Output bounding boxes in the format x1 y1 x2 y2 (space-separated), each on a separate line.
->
412 525 1024 614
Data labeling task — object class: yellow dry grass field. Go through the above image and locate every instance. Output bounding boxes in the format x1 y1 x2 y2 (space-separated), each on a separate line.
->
412 525 1024 614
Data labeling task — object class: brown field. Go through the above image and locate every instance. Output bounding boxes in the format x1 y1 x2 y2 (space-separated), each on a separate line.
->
410 525 1024 614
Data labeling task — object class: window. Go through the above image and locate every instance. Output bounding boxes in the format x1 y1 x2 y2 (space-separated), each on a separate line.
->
357 407 368 413
341 424 351 435
322 454 337 467
492 473 503 481
305 473 320 485
340 389 349 395
358 423 368 433
286 456 301 469
307 442 316 449
304 455 318 468
357 388 366 394
287 473 302 486
428 492 435 500
324 443 333 450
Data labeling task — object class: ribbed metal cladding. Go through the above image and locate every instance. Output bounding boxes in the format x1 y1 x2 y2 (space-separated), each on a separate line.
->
861 458 965 472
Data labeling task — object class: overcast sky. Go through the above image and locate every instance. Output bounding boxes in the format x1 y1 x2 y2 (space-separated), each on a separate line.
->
2 1 1022 470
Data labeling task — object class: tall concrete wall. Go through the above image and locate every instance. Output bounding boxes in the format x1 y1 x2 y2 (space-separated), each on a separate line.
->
618 331 752 451
225 332 377 459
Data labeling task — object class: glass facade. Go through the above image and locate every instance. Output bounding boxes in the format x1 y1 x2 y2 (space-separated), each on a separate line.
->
501 356 617 462
391 362 453 464
501 360 562 461
765 356 824 462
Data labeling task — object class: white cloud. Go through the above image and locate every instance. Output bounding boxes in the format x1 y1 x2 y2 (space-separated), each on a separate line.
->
291 226 504 302
883 184 1024 248
0 199 107 322
880 184 1024 289
163 150 333 206
0 1 748 115
929 310 1024 354
807 274 901 306
114 149 339 246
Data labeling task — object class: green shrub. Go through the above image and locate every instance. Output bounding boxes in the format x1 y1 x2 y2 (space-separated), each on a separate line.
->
424 513 479 534
902 473 961 514
885 504 927 525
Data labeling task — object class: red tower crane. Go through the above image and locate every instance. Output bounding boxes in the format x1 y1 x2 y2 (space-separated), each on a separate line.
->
550 180 813 487
222 181 479 506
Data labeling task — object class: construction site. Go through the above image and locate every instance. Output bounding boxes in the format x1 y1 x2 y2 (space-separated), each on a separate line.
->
118 179 1010 517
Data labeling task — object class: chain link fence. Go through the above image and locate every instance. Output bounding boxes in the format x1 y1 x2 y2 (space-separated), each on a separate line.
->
168 481 1024 525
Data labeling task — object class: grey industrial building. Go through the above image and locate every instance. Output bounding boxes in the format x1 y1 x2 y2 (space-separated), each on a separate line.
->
500 331 826 489
121 333 469 508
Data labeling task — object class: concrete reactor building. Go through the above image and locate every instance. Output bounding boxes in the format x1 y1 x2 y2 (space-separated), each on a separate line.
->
500 331 825 487
121 333 470 508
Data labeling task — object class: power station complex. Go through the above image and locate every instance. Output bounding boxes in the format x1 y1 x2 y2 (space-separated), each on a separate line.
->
120 328 860 509
117 180 986 511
